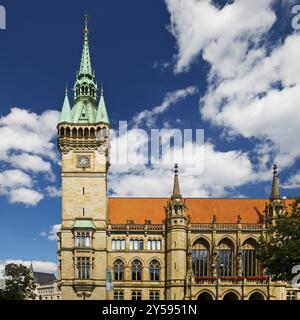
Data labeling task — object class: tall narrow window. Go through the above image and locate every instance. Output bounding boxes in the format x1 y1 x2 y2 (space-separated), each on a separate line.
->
192 238 210 277
113 259 124 281
76 257 91 279
149 259 160 281
148 239 162 251
112 239 125 250
131 259 142 281
242 240 259 276
83 187 85 195
217 239 234 277
76 232 91 248
157 240 161 251
130 239 143 251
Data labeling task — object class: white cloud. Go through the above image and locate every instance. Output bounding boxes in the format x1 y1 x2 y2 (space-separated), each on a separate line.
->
0 170 44 206
109 82 260 197
47 224 61 241
0 169 32 189
165 0 276 73
8 188 44 206
132 86 198 127
0 108 59 162
165 0 300 177
39 232 47 237
0 260 57 276
45 186 61 198
283 171 300 189
109 120 254 197
9 153 51 173
0 107 60 207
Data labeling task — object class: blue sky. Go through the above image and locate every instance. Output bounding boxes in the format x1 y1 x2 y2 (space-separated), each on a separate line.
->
0 0 300 272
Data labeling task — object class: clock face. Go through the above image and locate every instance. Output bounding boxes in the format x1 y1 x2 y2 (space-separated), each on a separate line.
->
77 155 91 168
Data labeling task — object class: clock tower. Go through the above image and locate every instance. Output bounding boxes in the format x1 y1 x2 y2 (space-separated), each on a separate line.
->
57 16 110 300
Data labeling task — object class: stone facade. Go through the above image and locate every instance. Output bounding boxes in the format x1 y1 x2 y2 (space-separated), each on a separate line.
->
34 280 61 301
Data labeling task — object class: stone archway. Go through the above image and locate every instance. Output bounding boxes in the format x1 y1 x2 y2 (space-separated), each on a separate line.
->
223 292 239 300
197 292 214 301
248 292 265 301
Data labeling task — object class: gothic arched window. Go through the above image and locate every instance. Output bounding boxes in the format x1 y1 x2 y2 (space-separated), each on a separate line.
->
217 239 234 277
131 259 142 281
242 239 259 276
113 259 124 281
149 259 160 281
192 238 210 277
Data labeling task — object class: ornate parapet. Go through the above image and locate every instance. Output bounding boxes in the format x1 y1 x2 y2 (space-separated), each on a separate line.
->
190 223 265 232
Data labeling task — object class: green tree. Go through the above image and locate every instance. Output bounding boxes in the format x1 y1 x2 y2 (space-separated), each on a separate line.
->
257 202 300 282
2 264 36 300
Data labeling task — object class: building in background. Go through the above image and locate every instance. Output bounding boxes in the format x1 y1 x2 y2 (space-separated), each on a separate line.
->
57 18 299 300
30 266 61 300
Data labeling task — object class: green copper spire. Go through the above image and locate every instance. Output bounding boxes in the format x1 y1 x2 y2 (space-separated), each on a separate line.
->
96 84 110 124
79 14 92 75
59 87 72 123
73 14 98 103
72 14 98 123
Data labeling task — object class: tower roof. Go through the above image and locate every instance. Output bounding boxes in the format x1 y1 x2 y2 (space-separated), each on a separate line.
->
171 164 182 199
59 87 72 123
96 85 110 124
271 164 281 199
79 14 93 76
71 15 99 122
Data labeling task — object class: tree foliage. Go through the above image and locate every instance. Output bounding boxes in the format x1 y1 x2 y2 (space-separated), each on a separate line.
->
0 264 36 300
257 202 300 282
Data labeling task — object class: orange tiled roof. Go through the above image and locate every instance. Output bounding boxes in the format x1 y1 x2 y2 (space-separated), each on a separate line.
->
108 198 294 224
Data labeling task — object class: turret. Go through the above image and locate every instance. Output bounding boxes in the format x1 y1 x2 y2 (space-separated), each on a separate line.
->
166 164 187 300
266 165 284 227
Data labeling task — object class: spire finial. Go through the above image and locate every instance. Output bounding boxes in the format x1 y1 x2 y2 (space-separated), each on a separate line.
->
100 82 104 96
84 12 89 34
273 164 278 176
271 164 281 199
172 164 182 199
65 82 68 95
174 163 179 175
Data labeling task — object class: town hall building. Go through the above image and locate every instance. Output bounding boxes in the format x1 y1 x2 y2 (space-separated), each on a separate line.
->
56 18 299 300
